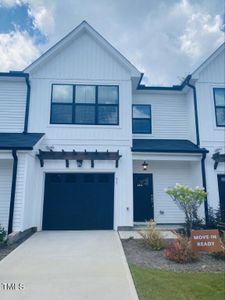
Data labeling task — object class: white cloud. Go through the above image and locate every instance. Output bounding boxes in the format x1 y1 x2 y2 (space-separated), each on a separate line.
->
0 0 55 36
0 30 40 71
27 1 55 36
0 0 224 85
0 0 22 7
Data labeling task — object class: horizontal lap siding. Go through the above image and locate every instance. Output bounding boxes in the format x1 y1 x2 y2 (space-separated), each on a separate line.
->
0 80 26 132
133 93 189 139
152 162 195 223
0 160 12 231
133 161 198 223
13 153 27 231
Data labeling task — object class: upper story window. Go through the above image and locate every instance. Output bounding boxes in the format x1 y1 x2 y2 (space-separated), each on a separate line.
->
132 105 151 134
50 84 119 125
214 88 225 127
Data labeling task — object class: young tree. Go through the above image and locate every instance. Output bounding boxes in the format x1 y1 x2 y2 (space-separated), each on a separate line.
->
165 184 207 234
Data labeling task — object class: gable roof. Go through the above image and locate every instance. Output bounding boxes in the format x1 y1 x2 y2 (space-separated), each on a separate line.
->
0 133 44 150
192 42 225 79
132 139 208 153
24 21 140 77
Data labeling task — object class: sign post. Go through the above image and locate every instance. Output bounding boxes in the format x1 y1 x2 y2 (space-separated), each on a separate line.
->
191 229 223 252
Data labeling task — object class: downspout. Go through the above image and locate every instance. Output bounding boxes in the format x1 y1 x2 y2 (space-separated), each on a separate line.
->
8 150 18 234
23 75 31 133
201 152 208 224
185 76 208 224
186 77 200 146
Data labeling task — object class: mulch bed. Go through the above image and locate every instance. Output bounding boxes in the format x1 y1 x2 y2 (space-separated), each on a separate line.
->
0 233 34 262
122 239 225 272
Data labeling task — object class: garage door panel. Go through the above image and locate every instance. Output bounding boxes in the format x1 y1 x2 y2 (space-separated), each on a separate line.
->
42 173 114 230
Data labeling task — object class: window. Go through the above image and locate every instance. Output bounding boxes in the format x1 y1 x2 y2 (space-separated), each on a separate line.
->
50 84 119 125
214 88 225 127
132 105 151 134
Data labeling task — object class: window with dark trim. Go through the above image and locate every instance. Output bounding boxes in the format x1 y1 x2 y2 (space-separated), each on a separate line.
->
50 84 119 125
214 88 225 127
132 105 151 134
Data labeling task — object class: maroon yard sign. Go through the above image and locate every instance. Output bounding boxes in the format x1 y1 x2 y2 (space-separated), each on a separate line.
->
191 229 223 252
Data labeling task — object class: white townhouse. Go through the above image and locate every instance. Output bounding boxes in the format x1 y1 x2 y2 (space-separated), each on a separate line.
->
0 21 223 234
191 43 225 220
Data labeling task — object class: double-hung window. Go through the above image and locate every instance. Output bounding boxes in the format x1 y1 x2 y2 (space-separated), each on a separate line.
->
51 84 119 125
214 88 225 127
132 105 151 134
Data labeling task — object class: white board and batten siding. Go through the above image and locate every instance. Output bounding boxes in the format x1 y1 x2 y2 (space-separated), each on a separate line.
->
28 31 133 145
0 160 12 231
20 29 137 231
0 78 26 132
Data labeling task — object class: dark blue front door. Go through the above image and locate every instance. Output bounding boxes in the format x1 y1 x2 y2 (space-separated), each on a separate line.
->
133 174 154 222
218 174 225 222
42 173 114 230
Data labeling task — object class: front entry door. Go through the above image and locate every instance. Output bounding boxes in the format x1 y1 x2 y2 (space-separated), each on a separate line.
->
218 175 225 222
133 174 154 222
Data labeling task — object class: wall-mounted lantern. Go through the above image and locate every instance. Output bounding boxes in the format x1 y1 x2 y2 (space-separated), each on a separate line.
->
142 161 148 171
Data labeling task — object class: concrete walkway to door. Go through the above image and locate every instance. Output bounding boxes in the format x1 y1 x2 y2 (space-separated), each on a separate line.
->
0 231 138 300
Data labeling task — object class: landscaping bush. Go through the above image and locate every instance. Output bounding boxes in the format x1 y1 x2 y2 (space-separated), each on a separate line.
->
165 184 207 235
0 225 6 243
211 248 225 260
164 234 198 263
139 220 165 250
206 206 222 229
211 235 225 260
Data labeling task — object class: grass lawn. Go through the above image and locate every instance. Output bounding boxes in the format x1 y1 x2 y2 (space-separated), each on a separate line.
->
130 265 225 300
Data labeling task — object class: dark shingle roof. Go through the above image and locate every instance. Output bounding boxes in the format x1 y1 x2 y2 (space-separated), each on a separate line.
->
0 133 44 150
132 139 208 153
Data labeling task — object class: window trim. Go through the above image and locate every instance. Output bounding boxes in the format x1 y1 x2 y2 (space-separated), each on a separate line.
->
213 88 225 127
50 84 119 126
132 104 152 134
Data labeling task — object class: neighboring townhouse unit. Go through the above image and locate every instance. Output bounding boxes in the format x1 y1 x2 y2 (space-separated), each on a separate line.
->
0 21 223 234
191 43 225 220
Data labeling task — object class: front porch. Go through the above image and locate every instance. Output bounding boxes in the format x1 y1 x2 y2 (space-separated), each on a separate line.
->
132 152 205 225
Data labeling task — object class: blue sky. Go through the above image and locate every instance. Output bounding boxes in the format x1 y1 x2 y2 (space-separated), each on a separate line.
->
0 0 224 85
0 3 46 43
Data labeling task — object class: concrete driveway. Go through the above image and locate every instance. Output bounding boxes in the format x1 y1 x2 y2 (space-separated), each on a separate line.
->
0 231 138 300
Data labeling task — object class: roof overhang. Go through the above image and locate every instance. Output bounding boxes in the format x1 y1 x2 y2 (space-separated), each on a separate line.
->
132 139 208 154
0 133 45 150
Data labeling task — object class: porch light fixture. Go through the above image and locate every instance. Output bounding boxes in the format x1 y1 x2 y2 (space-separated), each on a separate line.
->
142 161 148 171
77 160 83 168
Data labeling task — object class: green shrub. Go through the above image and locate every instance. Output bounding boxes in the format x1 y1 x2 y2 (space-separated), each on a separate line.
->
139 220 165 250
207 206 222 229
164 234 198 263
0 225 6 242
165 184 207 235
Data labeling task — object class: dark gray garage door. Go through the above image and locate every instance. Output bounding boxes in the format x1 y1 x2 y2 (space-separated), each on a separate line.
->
42 173 114 230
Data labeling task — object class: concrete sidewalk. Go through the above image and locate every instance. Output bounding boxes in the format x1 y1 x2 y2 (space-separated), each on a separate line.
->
0 231 138 300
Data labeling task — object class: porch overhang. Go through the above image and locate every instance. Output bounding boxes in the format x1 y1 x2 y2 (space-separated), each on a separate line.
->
132 139 208 154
